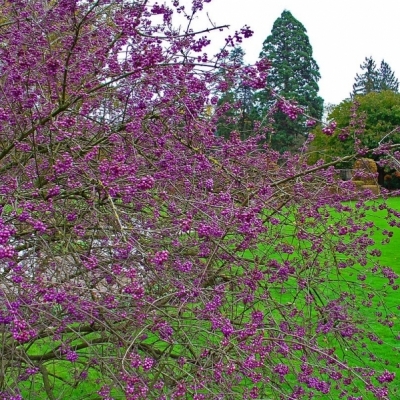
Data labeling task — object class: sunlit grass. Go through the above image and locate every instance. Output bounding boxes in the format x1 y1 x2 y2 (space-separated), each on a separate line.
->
254 197 400 399
16 198 400 399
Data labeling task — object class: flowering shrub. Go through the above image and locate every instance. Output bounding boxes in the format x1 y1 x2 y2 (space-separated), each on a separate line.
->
0 0 399 399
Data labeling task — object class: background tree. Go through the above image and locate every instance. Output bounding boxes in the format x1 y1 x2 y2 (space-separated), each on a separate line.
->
352 57 399 96
352 56 379 96
0 1 399 399
310 90 400 179
377 59 399 92
257 10 323 152
216 47 257 139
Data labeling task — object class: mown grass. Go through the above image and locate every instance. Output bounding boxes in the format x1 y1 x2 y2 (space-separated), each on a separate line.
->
254 197 400 399
333 197 400 398
14 198 400 399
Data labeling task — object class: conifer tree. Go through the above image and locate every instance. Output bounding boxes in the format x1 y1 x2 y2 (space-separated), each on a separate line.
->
258 10 323 151
352 57 378 96
377 60 399 92
216 47 256 139
352 57 398 96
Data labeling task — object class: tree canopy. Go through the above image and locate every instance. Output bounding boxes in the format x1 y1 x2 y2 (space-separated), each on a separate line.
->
377 60 399 92
310 90 400 168
352 57 399 97
257 10 323 152
216 47 257 139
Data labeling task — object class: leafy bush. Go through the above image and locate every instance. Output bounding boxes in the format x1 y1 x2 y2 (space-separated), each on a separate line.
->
0 1 399 399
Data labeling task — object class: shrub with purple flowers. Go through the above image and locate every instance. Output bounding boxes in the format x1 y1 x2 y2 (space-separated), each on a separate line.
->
0 0 399 399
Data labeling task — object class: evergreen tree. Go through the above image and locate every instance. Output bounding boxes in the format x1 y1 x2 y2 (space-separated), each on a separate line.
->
216 47 256 139
377 60 399 92
352 57 379 96
351 57 398 96
228 46 245 66
257 10 323 152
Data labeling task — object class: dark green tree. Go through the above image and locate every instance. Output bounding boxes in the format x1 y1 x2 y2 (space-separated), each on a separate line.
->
228 46 245 66
377 60 399 92
216 47 256 139
352 57 398 96
257 10 323 152
352 57 378 96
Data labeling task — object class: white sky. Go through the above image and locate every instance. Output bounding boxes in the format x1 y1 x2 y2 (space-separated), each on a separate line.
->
187 0 400 106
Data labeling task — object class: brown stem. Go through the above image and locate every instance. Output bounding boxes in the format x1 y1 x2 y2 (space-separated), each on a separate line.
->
39 364 56 400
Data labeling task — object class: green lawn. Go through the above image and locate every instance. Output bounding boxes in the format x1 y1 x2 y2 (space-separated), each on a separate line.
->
253 197 400 399
14 198 400 399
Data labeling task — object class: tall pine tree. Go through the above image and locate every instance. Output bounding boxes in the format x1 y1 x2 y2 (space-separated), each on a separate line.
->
352 57 398 96
257 10 323 152
352 57 379 96
377 60 399 92
216 47 256 139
